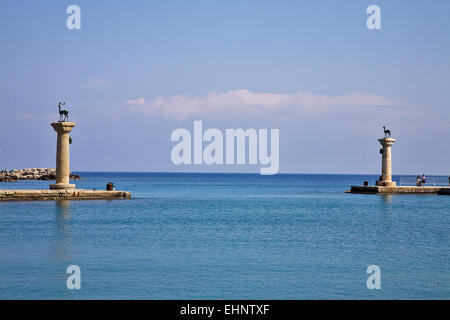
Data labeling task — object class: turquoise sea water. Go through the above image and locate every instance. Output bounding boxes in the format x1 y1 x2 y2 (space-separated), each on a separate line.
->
0 173 449 299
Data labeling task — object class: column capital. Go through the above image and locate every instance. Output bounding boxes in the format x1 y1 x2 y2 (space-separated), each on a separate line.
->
51 122 75 134
378 137 396 147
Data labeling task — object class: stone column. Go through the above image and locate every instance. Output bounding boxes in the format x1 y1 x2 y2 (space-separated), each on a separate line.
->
377 137 396 187
50 122 76 190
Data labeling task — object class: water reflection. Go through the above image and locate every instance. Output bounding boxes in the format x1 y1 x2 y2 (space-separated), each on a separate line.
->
380 194 393 205
54 200 72 261
380 194 393 230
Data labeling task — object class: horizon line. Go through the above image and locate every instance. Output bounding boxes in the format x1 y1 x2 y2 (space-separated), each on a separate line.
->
69 170 449 177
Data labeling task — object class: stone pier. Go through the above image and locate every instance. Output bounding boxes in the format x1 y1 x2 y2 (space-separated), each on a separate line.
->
349 185 450 195
0 189 131 201
0 116 132 202
348 132 448 195
49 122 75 190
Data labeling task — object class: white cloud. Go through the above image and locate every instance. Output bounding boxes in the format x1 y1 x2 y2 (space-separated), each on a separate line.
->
126 89 400 119
126 97 146 105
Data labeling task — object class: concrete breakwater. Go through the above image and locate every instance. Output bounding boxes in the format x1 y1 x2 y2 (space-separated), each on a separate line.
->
349 185 450 195
0 168 80 182
0 120 131 201
348 131 449 195
0 189 131 201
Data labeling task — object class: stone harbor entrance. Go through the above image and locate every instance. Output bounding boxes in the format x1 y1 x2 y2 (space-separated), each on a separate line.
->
0 105 131 201
349 128 449 195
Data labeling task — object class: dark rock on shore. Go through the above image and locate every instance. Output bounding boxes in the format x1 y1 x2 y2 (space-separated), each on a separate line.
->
0 168 81 182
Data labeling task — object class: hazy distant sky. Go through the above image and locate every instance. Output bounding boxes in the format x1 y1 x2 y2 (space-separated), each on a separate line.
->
0 0 449 174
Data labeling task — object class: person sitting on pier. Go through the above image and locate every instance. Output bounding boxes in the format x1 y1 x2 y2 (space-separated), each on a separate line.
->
106 181 116 191
416 176 422 186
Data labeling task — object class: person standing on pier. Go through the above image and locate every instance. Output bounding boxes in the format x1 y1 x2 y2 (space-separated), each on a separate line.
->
421 174 426 186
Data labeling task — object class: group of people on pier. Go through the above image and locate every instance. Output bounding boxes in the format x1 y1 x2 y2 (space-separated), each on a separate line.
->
416 174 427 186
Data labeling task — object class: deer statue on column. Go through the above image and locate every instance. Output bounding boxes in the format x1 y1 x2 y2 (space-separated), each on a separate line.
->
58 102 69 122
383 126 391 138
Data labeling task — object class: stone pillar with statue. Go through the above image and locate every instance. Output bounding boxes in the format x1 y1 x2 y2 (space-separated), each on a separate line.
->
1 101 131 200
49 102 76 190
376 126 396 187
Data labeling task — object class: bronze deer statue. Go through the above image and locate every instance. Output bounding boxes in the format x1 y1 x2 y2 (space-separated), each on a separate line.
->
383 126 391 138
58 102 69 122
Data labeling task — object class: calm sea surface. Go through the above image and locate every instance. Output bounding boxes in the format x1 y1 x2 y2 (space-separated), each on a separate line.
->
0 173 448 299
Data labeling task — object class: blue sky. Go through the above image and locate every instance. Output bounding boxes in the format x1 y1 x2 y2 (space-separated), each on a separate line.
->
0 0 449 174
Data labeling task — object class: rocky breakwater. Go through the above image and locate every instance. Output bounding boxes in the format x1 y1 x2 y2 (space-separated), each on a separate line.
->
0 168 80 182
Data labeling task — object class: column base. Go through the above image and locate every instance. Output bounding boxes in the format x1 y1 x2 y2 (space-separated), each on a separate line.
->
49 183 76 190
376 181 396 187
